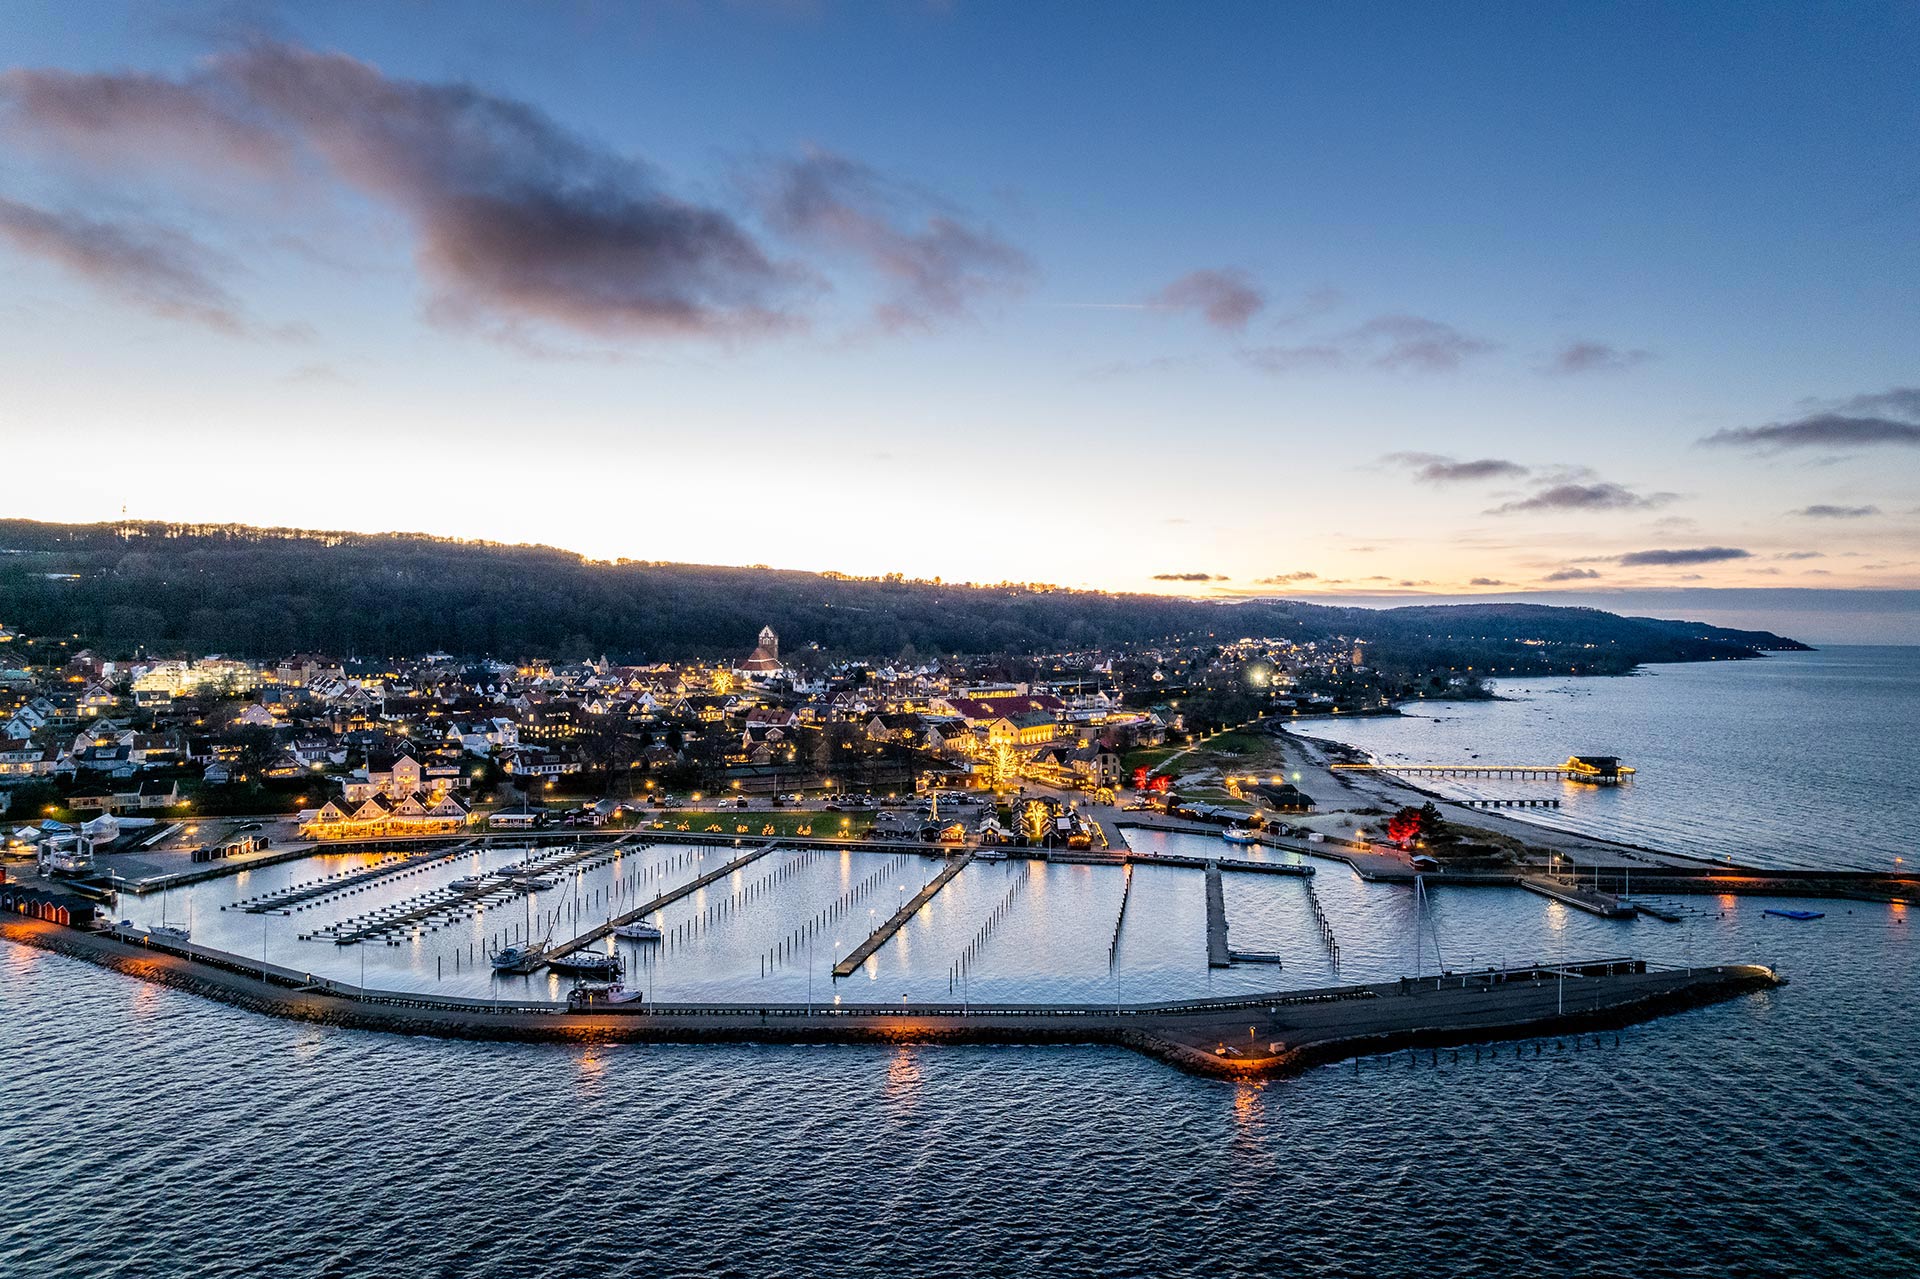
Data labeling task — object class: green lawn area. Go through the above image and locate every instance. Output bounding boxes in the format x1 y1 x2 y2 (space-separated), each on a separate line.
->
630 810 875 839
1199 731 1267 756
1121 746 1181 775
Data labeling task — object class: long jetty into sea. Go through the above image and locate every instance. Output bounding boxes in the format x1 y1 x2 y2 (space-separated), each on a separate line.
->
1 915 1778 1081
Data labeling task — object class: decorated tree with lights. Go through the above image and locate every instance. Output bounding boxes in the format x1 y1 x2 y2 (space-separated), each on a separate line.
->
989 741 1020 792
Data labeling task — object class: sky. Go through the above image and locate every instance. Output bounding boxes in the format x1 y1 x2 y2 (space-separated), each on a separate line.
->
1 2 1917 642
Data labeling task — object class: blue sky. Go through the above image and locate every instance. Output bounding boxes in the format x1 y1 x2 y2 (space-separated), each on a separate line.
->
1 1 1916 640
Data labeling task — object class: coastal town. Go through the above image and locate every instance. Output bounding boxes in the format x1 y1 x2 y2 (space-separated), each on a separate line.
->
0 619 1449 866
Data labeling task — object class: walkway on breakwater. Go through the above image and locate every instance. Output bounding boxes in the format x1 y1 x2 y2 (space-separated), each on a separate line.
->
0 917 1778 1081
833 850 975 978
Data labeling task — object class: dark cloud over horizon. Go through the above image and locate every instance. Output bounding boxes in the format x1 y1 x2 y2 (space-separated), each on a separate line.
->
1794 504 1880 519
1616 546 1751 567
1489 481 1674 515
1543 567 1602 581
1385 452 1530 485
2 45 1025 344
1702 388 1920 451
1151 572 1227 582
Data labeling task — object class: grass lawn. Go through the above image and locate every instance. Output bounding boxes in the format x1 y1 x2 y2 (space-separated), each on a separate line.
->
631 810 875 839
1121 746 1181 775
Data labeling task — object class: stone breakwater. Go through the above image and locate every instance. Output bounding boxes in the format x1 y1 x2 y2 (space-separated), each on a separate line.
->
0 919 1776 1081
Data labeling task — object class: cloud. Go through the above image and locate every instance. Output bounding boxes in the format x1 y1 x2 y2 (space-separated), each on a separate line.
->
1702 389 1920 450
1348 314 1496 372
0 195 249 331
1793 504 1880 519
1543 567 1602 581
1150 268 1264 330
3 45 814 339
1236 343 1344 374
1384 452 1530 485
1255 571 1318 584
1777 551 1825 560
1543 341 1654 375
757 146 1031 332
1616 547 1751 567
1152 572 1227 582
1468 577 1507 586
1489 482 1675 515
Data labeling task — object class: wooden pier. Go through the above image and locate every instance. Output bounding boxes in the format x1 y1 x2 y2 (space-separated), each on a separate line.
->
1332 755 1635 783
833 850 975 979
548 842 783 964
1204 862 1231 968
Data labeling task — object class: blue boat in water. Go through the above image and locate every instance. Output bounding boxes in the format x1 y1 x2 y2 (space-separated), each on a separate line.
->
1763 909 1825 921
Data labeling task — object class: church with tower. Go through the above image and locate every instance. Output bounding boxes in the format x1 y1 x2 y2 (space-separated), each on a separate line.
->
732 625 786 682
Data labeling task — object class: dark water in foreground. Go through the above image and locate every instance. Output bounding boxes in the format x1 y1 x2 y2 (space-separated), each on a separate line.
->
4 902 1916 1278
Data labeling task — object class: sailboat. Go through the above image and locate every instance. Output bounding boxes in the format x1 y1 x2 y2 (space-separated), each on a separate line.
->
489 884 551 972
148 887 191 943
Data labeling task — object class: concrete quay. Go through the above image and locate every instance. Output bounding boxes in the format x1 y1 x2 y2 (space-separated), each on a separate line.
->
2 917 1777 1081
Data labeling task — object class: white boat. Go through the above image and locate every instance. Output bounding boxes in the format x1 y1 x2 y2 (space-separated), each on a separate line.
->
613 921 663 942
146 924 192 943
450 876 492 891
549 950 623 977
568 981 644 1008
1222 827 1258 845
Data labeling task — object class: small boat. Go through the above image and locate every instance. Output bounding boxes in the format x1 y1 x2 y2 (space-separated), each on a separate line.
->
450 876 492 891
613 921 663 942
550 950 623 977
510 875 556 891
568 981 643 1008
144 924 192 943
1222 827 1258 846
1763 909 1825 921
490 942 549 972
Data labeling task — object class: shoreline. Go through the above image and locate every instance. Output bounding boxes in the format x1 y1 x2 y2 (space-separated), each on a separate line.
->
1 917 1777 1081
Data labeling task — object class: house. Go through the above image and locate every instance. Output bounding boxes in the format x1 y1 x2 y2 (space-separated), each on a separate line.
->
301 789 474 839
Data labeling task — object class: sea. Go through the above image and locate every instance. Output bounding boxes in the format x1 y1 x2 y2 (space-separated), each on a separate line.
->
1 646 1915 1277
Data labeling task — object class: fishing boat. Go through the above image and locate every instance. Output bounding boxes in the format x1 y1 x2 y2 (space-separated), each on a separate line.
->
568 981 643 1008
550 950 623 977
613 920 663 942
1221 827 1258 846
1763 909 1825 921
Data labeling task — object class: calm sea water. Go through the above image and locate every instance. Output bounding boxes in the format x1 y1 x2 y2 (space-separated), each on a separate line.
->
1296 646 1919 872
3 648 1917 1277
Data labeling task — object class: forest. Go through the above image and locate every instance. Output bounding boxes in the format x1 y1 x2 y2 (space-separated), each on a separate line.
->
0 520 1806 671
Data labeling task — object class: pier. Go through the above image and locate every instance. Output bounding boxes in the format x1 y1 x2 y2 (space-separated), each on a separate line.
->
1520 875 1637 919
1204 862 1231 968
1 915 1779 1082
1332 755 1635 783
549 842 783 964
833 850 975 979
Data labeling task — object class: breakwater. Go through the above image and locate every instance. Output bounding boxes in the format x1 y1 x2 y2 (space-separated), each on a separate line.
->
0 917 1777 1081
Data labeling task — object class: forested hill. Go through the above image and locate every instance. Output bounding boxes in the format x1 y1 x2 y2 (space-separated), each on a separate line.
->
0 521 1807 670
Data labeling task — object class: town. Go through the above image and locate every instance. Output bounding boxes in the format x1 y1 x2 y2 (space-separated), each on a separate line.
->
1 619 1447 866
